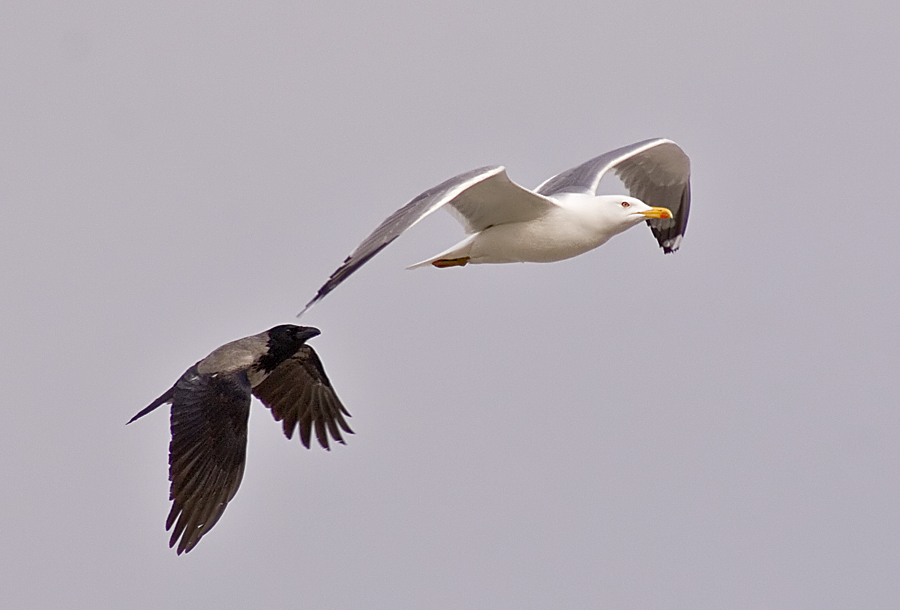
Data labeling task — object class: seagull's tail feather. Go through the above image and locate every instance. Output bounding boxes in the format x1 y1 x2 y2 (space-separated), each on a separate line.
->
406 258 438 270
406 234 478 270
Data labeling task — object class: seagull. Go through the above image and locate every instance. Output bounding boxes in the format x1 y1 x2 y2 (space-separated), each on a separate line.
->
300 138 690 315
128 324 352 554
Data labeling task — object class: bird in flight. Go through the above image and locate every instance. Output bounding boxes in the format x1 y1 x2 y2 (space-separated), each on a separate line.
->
300 138 690 315
128 324 352 554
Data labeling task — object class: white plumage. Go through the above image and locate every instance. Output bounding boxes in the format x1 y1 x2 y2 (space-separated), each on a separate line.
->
302 138 691 314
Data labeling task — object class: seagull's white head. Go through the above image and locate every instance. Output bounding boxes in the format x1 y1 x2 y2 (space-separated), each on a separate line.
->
596 195 673 232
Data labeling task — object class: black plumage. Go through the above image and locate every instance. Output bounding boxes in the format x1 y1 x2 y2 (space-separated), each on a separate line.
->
128 324 352 554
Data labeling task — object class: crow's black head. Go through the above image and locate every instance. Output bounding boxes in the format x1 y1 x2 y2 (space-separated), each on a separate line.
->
257 325 321 373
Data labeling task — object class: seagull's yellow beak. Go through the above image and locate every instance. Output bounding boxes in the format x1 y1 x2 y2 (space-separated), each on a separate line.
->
640 207 673 219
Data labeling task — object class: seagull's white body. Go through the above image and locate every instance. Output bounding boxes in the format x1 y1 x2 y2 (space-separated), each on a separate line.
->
409 192 659 267
301 138 691 314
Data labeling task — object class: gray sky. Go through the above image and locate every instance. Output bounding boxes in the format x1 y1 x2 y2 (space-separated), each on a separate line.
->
2 1 899 608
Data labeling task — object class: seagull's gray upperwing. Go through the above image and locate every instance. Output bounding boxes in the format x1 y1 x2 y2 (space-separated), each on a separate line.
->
536 138 691 253
299 165 504 315
252 345 352 450
166 366 252 554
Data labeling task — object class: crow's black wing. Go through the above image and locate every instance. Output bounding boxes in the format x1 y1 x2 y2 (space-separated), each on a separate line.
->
253 346 352 450
166 366 252 554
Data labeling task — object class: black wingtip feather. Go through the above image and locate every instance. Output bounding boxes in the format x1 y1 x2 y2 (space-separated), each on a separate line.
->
298 244 390 316
127 386 175 424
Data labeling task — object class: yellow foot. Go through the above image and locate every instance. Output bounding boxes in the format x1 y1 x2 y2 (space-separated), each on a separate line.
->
432 257 470 268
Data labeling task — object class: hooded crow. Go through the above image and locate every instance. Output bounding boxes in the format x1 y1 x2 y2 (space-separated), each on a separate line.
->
129 324 352 554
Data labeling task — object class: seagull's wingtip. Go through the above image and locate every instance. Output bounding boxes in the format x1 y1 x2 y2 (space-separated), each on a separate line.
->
297 299 317 318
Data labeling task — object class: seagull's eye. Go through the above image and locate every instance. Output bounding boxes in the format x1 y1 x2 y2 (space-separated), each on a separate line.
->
620 201 630 208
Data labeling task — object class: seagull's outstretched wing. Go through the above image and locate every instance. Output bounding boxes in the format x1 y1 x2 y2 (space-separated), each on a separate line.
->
165 366 251 555
536 138 691 253
252 345 353 450
300 165 557 314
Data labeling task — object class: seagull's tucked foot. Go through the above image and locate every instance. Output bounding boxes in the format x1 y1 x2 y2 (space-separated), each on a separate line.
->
432 257 470 268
